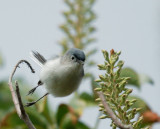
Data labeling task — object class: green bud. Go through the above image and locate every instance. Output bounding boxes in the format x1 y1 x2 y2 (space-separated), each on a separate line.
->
97 64 106 70
110 98 114 103
115 68 121 79
124 77 131 81
99 104 104 108
128 108 137 120
99 107 104 111
117 51 121 55
123 106 127 111
117 60 124 68
132 122 138 128
122 94 127 98
133 116 143 128
100 83 106 87
123 111 129 121
95 98 101 102
111 55 119 66
99 115 108 119
130 99 137 103
105 64 111 73
94 88 102 91
120 94 127 105
123 111 126 116
125 100 130 104
95 79 101 82
138 116 143 122
105 73 109 80
128 102 134 107
119 81 127 89
104 93 110 98
126 89 133 95
112 124 116 129
117 105 122 111
99 75 106 81
102 50 109 62
136 108 142 112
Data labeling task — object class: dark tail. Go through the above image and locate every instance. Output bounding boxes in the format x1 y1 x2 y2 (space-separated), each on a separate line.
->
30 51 46 67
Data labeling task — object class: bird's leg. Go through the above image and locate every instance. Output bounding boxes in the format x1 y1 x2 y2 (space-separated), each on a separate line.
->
25 93 49 107
27 80 43 95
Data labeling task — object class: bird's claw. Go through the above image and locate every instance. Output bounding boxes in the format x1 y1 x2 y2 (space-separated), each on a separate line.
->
25 101 36 107
27 87 37 96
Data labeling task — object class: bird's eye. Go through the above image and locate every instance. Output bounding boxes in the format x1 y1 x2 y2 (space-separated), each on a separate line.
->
71 56 75 60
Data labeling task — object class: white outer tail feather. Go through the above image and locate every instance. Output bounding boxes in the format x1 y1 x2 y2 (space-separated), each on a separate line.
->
30 51 43 67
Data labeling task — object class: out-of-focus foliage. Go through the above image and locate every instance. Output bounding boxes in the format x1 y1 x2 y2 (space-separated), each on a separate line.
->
121 67 140 88
0 81 13 120
59 0 96 52
128 96 150 114
56 104 90 129
0 54 3 67
0 81 91 129
141 111 160 128
0 77 54 129
128 96 160 128
121 67 154 89
139 74 154 85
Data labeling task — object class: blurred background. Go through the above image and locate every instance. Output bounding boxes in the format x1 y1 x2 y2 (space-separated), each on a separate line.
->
0 0 160 128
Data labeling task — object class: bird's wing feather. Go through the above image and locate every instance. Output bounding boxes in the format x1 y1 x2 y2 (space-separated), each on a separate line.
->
30 51 46 67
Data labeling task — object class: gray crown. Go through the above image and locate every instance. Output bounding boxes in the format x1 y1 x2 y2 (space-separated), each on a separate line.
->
66 48 85 61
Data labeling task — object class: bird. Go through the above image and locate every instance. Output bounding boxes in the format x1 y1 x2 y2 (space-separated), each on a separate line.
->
26 48 85 107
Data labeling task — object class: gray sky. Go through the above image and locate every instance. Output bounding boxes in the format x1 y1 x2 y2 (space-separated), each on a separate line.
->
0 0 160 128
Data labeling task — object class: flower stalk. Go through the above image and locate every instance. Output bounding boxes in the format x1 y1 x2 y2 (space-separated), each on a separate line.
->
95 49 147 129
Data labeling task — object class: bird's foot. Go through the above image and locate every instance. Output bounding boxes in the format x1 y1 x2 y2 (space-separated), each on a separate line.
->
27 86 38 96
25 101 36 107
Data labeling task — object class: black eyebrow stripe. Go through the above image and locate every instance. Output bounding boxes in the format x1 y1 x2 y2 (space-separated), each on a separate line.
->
74 54 85 61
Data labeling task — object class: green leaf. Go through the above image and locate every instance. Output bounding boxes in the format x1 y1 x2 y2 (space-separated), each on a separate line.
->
0 110 27 129
56 104 86 129
56 104 70 126
60 117 90 129
69 95 86 117
0 109 48 129
79 92 95 105
120 67 140 89
139 74 154 85
0 81 13 110
38 96 55 125
56 104 80 126
75 121 90 129
69 92 96 118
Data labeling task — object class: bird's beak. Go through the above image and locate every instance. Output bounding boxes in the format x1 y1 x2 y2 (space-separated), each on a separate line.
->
78 60 84 65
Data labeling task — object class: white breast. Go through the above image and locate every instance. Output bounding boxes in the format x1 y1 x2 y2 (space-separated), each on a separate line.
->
40 58 83 97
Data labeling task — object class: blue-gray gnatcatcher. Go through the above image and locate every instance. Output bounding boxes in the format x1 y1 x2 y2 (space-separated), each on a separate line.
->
26 48 85 106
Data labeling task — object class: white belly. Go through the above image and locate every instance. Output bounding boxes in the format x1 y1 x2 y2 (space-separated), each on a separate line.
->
40 59 83 97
